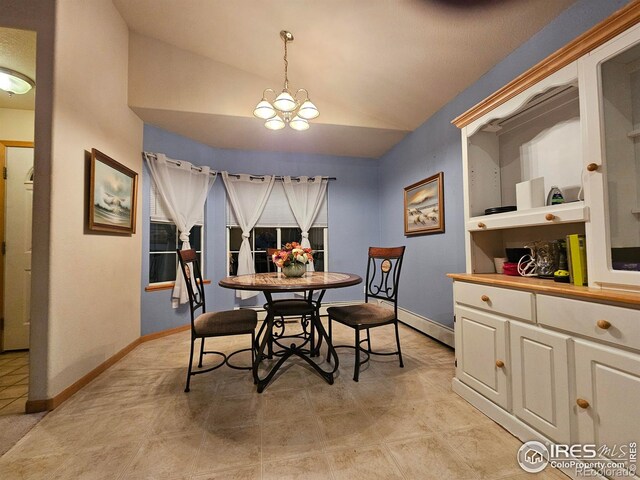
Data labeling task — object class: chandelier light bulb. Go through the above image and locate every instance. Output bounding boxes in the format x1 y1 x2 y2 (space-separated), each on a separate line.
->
297 100 319 120
265 115 285 130
273 90 296 112
253 99 276 119
0 67 35 95
289 116 309 131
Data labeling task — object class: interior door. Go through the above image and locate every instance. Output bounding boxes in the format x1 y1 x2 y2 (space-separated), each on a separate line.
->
3 146 34 350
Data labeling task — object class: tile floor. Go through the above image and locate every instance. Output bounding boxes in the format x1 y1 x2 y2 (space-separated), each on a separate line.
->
0 321 568 479
0 351 29 415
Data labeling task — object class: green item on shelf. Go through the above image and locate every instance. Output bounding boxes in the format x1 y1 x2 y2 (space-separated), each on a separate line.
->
554 269 570 283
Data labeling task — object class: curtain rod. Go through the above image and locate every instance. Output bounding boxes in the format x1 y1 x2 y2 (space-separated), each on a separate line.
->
143 152 218 177
143 152 336 182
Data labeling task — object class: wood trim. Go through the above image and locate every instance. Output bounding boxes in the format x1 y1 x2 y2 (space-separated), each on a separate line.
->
145 279 211 292
25 324 190 413
0 141 34 148
447 273 640 307
139 324 190 342
0 141 35 352
452 1 640 128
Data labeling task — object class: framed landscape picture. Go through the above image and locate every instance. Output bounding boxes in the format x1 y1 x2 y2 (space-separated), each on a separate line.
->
89 148 138 234
404 172 444 236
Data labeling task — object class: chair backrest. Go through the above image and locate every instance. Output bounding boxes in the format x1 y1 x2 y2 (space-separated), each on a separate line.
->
177 249 205 320
365 246 406 307
266 248 278 273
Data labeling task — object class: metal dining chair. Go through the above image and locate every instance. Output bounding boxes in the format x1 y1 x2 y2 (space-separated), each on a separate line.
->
258 247 320 358
177 249 258 392
326 246 406 381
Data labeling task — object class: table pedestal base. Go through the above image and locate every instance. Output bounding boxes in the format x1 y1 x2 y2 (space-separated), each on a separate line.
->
254 290 339 393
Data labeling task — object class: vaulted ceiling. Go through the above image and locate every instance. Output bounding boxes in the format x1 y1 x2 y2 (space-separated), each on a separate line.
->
1 1 577 158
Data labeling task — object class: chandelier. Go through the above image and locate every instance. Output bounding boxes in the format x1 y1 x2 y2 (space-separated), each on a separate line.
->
253 30 319 131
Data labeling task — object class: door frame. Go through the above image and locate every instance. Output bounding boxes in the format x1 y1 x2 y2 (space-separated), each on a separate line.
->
0 140 34 352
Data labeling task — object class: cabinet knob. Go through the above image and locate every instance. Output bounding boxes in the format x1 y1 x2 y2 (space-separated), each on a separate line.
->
596 319 611 330
586 163 599 172
481 295 490 302
545 213 555 221
495 360 505 368
576 398 590 409
477 222 486 229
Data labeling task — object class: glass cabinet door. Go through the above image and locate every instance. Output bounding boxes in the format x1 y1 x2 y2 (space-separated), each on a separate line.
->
583 24 640 288
600 41 640 273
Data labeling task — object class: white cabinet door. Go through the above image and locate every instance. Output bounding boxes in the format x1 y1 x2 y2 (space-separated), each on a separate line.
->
455 305 509 410
510 321 571 444
575 340 640 475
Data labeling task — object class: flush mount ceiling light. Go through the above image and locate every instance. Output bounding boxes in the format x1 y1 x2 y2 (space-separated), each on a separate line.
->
253 30 319 131
0 67 35 95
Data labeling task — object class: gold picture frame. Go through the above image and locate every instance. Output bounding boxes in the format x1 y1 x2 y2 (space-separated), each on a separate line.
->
404 172 444 236
89 148 138 234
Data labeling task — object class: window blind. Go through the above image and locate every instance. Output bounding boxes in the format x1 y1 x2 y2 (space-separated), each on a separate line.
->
149 176 204 223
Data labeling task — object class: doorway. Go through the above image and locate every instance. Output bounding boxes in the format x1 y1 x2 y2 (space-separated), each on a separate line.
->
0 23 39 416
0 141 33 414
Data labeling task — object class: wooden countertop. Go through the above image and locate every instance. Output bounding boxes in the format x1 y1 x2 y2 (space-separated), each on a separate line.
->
447 273 640 307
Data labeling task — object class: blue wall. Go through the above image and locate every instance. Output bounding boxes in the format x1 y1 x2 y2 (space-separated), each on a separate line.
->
141 126 380 335
377 0 629 329
141 0 630 335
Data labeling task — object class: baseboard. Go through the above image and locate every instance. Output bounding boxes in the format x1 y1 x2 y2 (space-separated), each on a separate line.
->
139 324 190 342
375 300 454 347
25 324 190 413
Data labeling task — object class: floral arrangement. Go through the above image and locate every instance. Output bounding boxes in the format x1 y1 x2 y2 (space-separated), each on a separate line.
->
272 242 313 268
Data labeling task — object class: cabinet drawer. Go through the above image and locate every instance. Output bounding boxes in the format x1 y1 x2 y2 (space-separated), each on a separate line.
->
538 295 640 352
454 282 534 322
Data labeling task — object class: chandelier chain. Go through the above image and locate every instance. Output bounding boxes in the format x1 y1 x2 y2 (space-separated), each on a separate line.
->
283 36 289 90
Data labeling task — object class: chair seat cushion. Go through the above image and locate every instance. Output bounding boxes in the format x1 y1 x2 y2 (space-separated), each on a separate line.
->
265 299 315 316
327 303 395 327
194 309 257 336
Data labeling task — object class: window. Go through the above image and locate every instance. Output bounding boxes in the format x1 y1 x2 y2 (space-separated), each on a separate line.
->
148 178 205 284
226 181 328 275
150 222 203 283
227 226 327 275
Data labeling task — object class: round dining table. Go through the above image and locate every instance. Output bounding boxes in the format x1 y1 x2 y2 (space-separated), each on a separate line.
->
219 271 362 392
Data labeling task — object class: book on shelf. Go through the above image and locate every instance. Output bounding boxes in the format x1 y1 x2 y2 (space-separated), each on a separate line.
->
566 234 587 286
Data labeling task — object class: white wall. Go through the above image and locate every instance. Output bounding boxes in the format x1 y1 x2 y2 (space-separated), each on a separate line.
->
0 108 35 141
46 0 143 396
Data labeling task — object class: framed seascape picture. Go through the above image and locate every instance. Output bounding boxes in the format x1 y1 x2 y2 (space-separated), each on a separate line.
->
89 148 138 234
404 172 444 236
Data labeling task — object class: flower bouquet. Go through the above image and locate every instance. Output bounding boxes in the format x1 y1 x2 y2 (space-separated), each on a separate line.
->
272 242 313 277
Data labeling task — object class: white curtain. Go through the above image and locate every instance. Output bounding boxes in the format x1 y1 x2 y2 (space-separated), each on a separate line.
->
282 176 328 272
145 153 216 308
222 172 275 300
